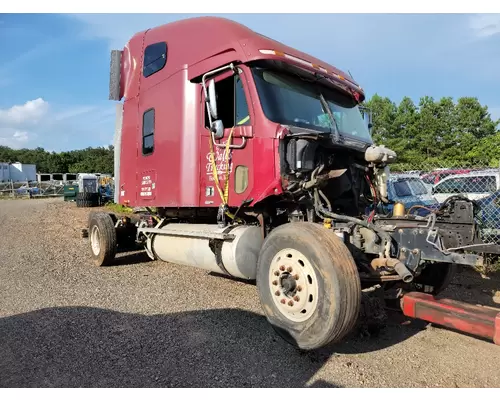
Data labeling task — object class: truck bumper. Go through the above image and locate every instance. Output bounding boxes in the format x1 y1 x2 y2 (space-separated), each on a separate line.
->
402 292 500 346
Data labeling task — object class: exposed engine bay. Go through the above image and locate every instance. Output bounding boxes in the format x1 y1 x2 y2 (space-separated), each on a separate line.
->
277 127 395 224
277 130 485 295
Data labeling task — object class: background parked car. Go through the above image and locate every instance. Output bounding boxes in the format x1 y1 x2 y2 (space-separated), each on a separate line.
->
377 174 440 217
431 171 500 204
474 190 500 242
420 168 472 191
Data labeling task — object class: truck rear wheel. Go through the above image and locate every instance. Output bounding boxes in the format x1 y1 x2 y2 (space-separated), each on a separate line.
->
256 222 361 350
89 212 117 266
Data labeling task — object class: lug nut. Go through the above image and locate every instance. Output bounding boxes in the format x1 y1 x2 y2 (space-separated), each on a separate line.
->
297 285 302 292
274 271 280 276
293 296 300 302
287 267 293 273
275 290 281 296
280 299 286 304
272 280 278 286
279 265 285 271
288 300 294 307
293 274 299 280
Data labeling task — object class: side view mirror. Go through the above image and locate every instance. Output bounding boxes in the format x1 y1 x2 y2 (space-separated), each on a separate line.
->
208 79 218 120
431 187 436 194
211 120 224 139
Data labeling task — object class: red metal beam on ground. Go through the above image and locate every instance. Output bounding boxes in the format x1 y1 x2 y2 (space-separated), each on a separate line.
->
402 292 500 346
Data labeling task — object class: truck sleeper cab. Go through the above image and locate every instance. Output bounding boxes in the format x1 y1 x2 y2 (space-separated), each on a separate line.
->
89 16 487 351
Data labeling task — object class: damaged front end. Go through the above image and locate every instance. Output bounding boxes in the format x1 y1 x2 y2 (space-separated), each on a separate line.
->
276 122 488 294
360 203 485 278
313 144 486 293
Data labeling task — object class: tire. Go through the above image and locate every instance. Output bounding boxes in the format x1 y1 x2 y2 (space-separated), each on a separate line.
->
256 222 362 350
89 212 117 266
76 192 100 208
88 211 117 228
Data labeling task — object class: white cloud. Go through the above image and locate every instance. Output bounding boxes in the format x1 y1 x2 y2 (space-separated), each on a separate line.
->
0 98 116 151
0 98 49 125
0 130 31 149
13 131 28 141
469 14 500 38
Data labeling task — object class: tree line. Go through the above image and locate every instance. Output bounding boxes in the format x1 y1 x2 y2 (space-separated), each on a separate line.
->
1 95 499 174
363 95 500 170
0 145 114 174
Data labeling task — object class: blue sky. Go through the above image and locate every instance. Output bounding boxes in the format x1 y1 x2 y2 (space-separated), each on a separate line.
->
1 13 499 152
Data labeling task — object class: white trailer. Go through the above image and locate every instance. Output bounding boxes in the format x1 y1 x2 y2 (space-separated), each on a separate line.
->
0 163 10 182
9 163 37 182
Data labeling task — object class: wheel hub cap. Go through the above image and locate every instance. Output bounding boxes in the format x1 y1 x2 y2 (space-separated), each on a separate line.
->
268 248 319 323
280 273 297 295
90 225 101 256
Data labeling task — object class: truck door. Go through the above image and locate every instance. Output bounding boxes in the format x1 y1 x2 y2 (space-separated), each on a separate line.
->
200 68 255 209
134 41 170 206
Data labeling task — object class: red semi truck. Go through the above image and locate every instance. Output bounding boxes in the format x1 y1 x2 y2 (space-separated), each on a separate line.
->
89 16 499 350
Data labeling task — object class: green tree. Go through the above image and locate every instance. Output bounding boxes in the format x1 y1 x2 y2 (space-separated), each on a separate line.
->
365 94 499 170
0 146 115 175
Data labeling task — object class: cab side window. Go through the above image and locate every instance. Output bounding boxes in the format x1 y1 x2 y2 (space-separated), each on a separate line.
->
205 73 251 129
143 42 167 78
142 108 155 155
235 75 250 126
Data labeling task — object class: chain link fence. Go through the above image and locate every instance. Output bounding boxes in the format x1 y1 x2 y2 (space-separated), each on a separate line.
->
1 178 115 210
385 160 500 249
0 180 65 199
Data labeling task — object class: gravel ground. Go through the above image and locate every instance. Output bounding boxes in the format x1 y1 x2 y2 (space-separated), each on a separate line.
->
1 198 500 388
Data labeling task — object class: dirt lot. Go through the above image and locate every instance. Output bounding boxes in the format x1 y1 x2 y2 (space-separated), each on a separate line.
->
1 198 500 388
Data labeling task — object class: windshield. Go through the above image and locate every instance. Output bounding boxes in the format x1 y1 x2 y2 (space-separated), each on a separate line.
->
251 67 372 143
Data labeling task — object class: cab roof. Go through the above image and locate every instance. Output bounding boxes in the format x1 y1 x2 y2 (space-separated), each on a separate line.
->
124 16 364 101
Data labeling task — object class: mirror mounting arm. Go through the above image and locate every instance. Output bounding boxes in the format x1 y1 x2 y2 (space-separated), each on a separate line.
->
201 63 237 126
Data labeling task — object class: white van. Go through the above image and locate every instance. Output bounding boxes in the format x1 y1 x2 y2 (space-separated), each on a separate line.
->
431 171 500 204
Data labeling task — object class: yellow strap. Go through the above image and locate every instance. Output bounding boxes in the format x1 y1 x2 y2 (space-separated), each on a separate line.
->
208 130 226 202
222 126 234 204
208 126 241 222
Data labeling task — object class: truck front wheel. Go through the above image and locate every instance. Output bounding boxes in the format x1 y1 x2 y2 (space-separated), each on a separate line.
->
256 222 362 350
